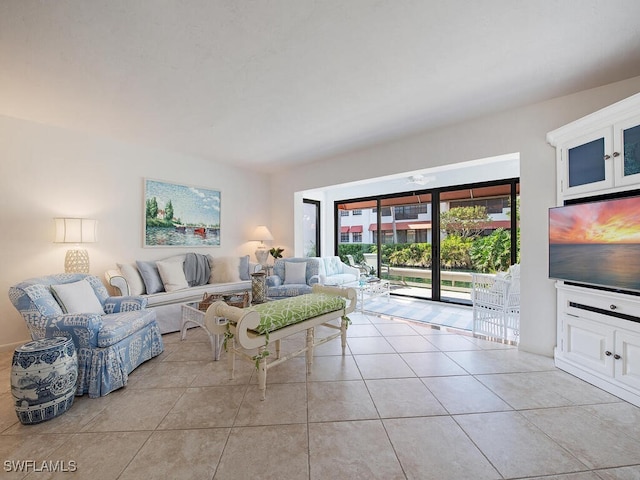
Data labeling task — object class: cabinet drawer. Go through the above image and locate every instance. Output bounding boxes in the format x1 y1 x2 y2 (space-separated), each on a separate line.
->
559 287 640 324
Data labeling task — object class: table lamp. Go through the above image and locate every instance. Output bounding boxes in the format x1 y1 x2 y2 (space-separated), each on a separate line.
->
54 218 98 273
251 225 273 267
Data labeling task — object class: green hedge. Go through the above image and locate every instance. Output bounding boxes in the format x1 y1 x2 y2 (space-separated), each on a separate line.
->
338 228 517 273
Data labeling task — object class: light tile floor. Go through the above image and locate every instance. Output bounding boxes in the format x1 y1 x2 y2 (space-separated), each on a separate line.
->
1 309 640 479
364 293 475 331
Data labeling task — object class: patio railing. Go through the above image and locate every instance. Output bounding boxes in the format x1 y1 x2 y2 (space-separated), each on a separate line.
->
384 266 474 294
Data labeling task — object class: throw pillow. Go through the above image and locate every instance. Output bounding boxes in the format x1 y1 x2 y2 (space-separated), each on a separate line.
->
136 260 165 294
239 254 250 281
50 279 104 314
117 262 146 295
157 258 189 292
284 261 307 285
208 256 241 283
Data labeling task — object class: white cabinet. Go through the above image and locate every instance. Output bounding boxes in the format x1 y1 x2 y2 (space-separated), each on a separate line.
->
549 93 640 406
560 313 613 377
614 329 640 392
614 113 640 188
556 283 640 406
547 94 640 201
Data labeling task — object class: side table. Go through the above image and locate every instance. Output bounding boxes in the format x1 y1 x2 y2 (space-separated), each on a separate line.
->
352 279 391 313
181 302 227 361
11 337 78 424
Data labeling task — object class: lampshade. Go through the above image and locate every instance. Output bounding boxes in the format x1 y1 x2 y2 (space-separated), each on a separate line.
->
54 218 98 243
54 218 98 274
251 225 273 266
251 225 273 244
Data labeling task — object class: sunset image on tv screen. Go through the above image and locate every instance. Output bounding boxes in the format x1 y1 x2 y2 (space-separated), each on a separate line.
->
549 195 640 292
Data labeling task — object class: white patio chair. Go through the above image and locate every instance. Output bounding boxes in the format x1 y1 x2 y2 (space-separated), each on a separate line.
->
471 264 520 342
346 254 369 275
362 253 389 276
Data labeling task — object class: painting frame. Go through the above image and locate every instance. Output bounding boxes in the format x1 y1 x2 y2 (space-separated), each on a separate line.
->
144 178 221 248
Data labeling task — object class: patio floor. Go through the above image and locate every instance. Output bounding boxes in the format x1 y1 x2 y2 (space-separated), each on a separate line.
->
363 293 474 332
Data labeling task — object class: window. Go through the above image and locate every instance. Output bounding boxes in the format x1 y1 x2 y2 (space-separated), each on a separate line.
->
372 207 392 216
353 232 362 243
352 209 362 215
303 199 321 257
340 232 349 242
340 210 350 216
450 196 509 214
394 205 428 219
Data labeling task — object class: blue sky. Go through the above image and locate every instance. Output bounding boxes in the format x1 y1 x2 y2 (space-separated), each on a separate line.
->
146 179 220 226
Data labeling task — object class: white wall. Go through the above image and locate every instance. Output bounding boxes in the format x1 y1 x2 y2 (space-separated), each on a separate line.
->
4 77 640 356
307 154 520 254
270 76 640 357
0 116 270 350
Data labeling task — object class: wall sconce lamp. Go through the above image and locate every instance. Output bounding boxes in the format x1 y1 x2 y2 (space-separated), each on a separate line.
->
251 225 273 266
54 218 98 273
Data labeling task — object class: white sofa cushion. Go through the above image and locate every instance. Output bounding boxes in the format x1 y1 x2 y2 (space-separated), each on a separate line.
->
209 256 241 283
157 258 189 292
141 280 249 306
117 262 146 295
322 273 358 286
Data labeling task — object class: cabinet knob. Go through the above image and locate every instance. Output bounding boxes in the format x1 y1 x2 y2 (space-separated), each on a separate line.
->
613 151 620 157
605 351 612 356
604 154 611 160
614 354 621 360
610 304 617 310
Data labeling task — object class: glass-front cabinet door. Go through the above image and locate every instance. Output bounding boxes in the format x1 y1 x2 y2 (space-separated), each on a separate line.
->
614 114 640 187
562 126 614 197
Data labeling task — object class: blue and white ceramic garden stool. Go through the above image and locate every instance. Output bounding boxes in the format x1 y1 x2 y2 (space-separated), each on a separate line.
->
11 337 78 424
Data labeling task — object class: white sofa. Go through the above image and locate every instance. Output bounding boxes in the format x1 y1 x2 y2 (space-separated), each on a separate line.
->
105 253 260 334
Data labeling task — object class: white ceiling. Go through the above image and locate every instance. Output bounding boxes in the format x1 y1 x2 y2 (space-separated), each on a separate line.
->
2 1 640 172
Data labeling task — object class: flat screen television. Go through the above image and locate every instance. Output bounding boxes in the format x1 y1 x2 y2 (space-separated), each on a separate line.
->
549 193 640 294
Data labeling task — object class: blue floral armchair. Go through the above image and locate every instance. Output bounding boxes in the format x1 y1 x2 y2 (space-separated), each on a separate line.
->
9 273 164 398
266 258 322 298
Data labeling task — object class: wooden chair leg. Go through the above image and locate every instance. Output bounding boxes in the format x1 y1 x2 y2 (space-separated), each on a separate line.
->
341 317 348 355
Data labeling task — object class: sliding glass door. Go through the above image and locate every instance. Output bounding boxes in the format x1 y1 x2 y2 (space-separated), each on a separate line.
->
438 184 519 303
336 199 377 273
377 194 433 299
335 178 519 306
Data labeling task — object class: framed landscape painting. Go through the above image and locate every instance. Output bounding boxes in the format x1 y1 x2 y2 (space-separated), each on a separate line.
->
144 179 221 247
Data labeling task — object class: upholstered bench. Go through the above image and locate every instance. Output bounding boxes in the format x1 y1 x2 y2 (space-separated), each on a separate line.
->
204 285 356 399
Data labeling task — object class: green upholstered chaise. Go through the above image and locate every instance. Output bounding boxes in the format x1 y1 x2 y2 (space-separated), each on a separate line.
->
204 284 356 399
